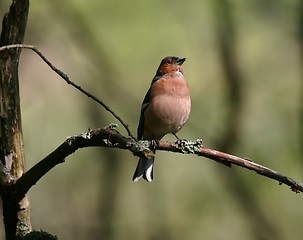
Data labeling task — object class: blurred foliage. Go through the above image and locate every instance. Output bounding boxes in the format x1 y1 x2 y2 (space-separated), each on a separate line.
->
0 0 302 239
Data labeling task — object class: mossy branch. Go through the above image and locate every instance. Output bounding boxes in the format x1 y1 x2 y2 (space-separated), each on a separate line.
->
12 125 303 200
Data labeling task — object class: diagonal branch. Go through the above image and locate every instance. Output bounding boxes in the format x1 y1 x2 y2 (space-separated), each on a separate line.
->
14 125 303 201
0 44 135 139
158 141 303 193
14 126 140 201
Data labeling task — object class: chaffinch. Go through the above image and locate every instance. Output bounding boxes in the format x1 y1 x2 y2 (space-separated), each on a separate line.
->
132 56 191 182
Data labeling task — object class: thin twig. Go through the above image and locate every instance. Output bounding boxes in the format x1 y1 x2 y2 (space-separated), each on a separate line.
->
0 44 135 139
14 127 303 201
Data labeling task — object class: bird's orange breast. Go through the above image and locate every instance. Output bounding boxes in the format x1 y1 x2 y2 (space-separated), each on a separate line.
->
143 75 191 139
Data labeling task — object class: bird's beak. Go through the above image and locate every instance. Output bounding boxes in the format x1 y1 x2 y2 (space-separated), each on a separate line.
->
176 58 186 65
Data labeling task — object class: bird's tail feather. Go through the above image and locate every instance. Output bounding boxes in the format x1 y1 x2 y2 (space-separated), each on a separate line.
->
132 156 154 182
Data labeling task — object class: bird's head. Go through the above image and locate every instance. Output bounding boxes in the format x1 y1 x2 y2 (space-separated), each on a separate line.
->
156 56 186 76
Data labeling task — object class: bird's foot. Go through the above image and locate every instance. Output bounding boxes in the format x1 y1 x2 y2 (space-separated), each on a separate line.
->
150 139 159 150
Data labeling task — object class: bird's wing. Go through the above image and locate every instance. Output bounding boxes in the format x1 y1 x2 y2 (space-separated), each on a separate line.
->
137 75 163 139
137 87 150 140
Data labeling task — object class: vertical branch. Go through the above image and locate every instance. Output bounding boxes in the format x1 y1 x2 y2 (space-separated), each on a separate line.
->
214 0 242 151
299 0 303 161
0 0 31 239
213 1 280 239
47 2 123 237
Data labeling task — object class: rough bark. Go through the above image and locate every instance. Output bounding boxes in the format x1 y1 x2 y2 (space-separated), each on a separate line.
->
0 0 31 239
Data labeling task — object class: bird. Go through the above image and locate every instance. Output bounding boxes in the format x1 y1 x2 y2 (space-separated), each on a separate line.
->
132 56 191 182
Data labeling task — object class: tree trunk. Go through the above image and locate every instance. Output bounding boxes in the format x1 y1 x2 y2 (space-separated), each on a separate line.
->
0 0 31 239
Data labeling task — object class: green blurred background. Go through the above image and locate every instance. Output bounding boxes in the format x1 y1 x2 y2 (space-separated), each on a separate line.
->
1 0 302 239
